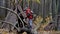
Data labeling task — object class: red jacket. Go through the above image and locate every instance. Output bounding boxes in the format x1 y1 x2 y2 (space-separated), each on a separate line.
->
26 8 33 19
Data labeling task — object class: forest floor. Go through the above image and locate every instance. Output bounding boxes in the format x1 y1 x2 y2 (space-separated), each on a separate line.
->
0 29 60 34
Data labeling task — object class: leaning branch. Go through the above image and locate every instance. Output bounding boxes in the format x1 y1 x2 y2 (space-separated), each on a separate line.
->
0 6 24 28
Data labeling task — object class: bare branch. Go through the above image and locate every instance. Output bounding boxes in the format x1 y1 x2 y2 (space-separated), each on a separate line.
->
0 20 20 31
0 6 24 28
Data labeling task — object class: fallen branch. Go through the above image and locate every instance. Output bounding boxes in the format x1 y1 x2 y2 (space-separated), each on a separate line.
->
0 6 24 28
0 20 20 31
